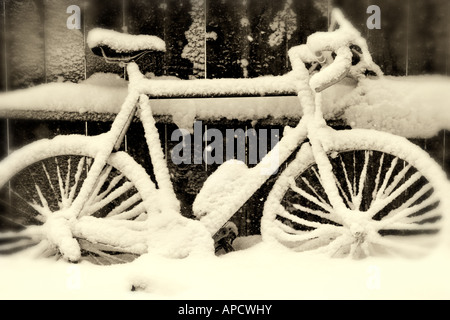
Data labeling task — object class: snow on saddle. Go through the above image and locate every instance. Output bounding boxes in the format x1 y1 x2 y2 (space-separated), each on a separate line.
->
87 28 166 64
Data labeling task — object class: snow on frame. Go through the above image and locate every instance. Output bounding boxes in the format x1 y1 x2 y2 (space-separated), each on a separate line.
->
1 237 450 300
0 73 449 138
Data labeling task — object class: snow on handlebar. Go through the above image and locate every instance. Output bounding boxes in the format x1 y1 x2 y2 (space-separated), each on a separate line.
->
288 8 382 92
310 46 352 92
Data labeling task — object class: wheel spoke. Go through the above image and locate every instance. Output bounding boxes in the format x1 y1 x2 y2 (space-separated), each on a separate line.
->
353 152 357 200
311 167 322 185
301 176 328 207
375 156 398 201
277 205 337 229
78 239 135 255
381 163 412 200
34 184 50 215
0 226 41 239
348 242 358 258
369 171 424 217
382 222 441 232
94 173 124 204
0 213 29 229
134 212 148 221
354 151 370 210
107 202 146 221
64 157 72 200
87 165 113 205
335 176 354 210
30 202 52 218
370 152 385 208
41 162 59 204
292 203 342 225
310 166 338 207
338 154 356 205
86 252 102 265
289 178 334 212
106 194 144 219
405 207 441 224
273 222 341 243
379 194 439 226
0 193 45 224
82 181 134 216
55 157 69 207
0 231 27 239
68 156 86 204
79 239 132 264
26 168 41 201
40 246 59 259
273 219 303 235
315 233 352 257
0 238 38 253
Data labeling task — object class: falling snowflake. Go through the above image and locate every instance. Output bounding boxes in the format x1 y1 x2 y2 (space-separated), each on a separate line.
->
240 17 250 27
206 32 218 41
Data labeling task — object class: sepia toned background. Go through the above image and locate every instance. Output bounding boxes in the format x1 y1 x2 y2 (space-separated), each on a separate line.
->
0 0 449 235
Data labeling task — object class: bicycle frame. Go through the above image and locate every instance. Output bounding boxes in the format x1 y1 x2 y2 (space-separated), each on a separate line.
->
62 62 346 242
64 8 372 238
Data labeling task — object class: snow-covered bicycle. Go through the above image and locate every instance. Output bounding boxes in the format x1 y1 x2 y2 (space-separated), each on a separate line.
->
0 9 448 264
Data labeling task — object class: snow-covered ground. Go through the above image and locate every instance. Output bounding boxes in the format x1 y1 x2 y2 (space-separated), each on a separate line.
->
1 236 449 300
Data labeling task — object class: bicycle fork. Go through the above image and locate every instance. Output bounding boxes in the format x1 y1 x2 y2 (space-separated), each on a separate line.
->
37 87 142 261
306 92 355 225
68 90 141 219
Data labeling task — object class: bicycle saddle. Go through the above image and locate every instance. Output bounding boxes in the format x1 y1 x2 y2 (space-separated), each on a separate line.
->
87 28 166 64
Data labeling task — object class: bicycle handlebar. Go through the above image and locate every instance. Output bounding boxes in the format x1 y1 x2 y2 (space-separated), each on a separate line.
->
307 12 360 54
289 8 382 92
311 46 352 92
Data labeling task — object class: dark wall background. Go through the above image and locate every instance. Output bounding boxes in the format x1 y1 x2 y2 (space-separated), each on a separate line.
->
0 0 449 235
2 0 449 87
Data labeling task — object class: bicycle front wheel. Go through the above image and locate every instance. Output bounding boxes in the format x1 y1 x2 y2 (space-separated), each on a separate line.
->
262 129 449 258
0 135 159 264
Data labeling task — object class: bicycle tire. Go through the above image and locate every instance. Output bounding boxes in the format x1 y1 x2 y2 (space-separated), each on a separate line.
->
0 135 159 264
262 129 449 258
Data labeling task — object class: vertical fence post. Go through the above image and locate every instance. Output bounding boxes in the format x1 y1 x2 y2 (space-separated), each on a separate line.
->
1 0 9 157
405 0 410 76
204 0 207 79
84 1 88 137
445 1 450 172
1 0 5 92
42 0 47 84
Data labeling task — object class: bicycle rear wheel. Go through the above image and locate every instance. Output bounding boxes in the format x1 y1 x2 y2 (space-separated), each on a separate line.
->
0 135 159 264
262 129 449 258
